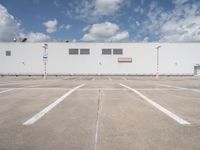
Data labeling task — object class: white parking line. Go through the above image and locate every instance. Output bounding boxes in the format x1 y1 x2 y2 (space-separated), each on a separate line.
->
157 84 186 90
94 89 102 150
0 87 185 91
158 83 200 93
120 83 190 125
0 89 14 94
0 82 22 86
23 83 85 126
24 84 42 88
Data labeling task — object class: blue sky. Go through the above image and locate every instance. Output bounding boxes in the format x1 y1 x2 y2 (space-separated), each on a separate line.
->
0 0 200 42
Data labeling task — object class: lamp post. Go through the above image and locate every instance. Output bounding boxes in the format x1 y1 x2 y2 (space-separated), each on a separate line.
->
156 46 161 79
43 44 48 79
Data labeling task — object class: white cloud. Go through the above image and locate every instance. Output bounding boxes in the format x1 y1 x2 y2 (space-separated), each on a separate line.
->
20 32 50 42
59 24 71 30
172 0 188 5
160 16 200 42
66 25 71 29
43 19 58 33
109 31 129 42
0 4 51 42
82 25 91 32
81 22 129 42
0 4 21 41
143 37 149 42
134 6 144 15
72 39 77 42
159 1 200 42
53 0 60 7
65 0 125 22
137 0 200 42
135 21 140 26
94 0 124 16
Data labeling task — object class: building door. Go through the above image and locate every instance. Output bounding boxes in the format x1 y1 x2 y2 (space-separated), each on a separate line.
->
194 66 200 76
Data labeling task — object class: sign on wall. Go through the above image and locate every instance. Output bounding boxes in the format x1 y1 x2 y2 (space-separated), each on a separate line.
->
118 57 132 63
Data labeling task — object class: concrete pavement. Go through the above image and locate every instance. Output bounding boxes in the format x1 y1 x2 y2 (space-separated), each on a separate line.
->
0 76 199 150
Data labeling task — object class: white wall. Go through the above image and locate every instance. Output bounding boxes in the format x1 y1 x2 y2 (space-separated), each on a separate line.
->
0 43 199 75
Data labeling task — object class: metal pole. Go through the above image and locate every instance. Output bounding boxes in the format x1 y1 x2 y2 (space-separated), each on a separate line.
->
156 46 161 79
43 44 48 80
44 47 47 80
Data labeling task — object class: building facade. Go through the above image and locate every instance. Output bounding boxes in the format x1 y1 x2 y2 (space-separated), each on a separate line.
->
0 43 200 75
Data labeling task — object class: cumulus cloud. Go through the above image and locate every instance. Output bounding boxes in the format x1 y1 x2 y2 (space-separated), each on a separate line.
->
81 22 129 42
160 16 200 42
109 31 129 42
65 0 125 22
43 19 58 33
20 32 50 42
136 0 200 42
94 0 123 16
59 24 71 30
82 25 91 32
0 4 51 42
160 1 200 42
0 4 21 41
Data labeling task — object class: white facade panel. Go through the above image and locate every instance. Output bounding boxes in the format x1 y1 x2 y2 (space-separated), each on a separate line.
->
0 43 199 75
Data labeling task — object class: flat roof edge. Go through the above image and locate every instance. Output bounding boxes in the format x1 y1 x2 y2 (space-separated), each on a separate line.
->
0 42 200 44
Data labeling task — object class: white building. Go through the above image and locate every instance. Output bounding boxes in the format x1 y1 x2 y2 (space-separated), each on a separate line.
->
0 43 200 76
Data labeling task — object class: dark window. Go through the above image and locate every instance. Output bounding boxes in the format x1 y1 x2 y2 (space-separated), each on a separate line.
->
80 49 90 55
5 51 11 56
69 49 79 55
113 49 123 55
102 49 112 55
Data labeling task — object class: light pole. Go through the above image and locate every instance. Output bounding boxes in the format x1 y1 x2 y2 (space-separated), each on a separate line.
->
156 46 161 79
43 44 48 79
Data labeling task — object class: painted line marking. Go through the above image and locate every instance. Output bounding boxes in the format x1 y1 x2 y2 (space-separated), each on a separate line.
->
0 82 23 86
120 83 190 125
158 83 200 93
0 89 14 94
24 84 43 88
0 87 185 91
94 89 102 150
191 89 200 93
23 84 85 126
158 84 186 90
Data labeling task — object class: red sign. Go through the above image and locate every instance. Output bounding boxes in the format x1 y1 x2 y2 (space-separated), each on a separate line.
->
118 57 132 63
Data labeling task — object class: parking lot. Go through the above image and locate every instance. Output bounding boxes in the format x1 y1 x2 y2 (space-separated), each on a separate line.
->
0 76 200 150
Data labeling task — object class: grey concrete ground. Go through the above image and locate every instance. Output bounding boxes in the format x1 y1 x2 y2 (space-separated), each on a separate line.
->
0 76 200 150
